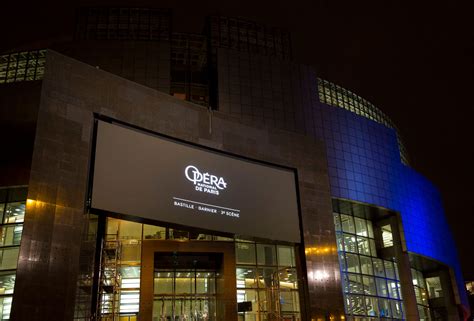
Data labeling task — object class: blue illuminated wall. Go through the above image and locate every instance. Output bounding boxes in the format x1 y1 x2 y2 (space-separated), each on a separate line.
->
309 97 468 306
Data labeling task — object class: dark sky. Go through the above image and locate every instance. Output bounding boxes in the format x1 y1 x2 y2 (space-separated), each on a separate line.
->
2 1 473 278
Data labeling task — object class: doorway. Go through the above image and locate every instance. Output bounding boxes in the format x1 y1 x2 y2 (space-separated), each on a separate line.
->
152 252 220 321
139 240 237 321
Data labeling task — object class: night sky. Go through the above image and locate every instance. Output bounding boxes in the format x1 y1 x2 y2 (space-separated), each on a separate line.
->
1 1 473 279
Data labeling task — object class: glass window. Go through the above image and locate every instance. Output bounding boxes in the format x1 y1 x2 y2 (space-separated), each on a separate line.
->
348 274 363 294
388 280 399 299
344 235 358 253
426 276 443 298
368 239 377 257
339 252 347 272
257 267 277 288
3 202 25 224
354 217 368 237
280 291 299 312
391 300 404 318
336 232 344 251
121 242 141 263
365 297 379 317
375 277 388 297
347 294 365 316
236 242 256 265
378 298 391 318
362 276 376 296
360 256 373 275
143 224 166 240
381 224 393 247
154 272 174 294
279 268 297 289
0 272 15 295
384 260 396 279
373 259 385 277
256 244 276 266
367 221 374 238
0 225 23 247
357 237 371 256
341 214 355 234
0 296 12 320
334 213 342 231
345 253 360 274
277 245 295 267
237 267 258 288
0 247 19 270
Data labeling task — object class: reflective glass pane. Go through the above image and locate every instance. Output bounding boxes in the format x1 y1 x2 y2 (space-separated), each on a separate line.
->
372 259 385 277
336 232 344 251
375 278 388 297
3 202 25 224
237 267 258 288
365 297 379 317
384 260 395 279
378 298 391 318
381 224 393 247
0 272 15 295
143 224 166 240
362 276 376 296
345 253 360 274
257 244 276 266
344 235 358 253
357 237 371 256
280 291 299 312
0 296 12 320
0 247 19 270
277 246 295 267
354 217 368 237
360 256 373 275
426 276 443 298
118 220 142 240
339 252 347 272
334 213 342 231
391 300 404 319
236 242 256 265
348 274 363 294
154 272 173 294
368 239 377 257
367 221 374 238
341 214 355 234
387 280 399 299
279 268 297 289
257 267 277 288
347 294 365 316
0 225 22 247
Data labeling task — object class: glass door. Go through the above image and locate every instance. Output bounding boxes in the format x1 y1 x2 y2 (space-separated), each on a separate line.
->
153 269 216 321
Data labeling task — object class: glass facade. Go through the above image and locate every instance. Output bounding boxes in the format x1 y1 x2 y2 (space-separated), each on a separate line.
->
75 7 171 41
334 206 404 320
317 78 410 165
0 187 27 321
100 217 301 320
0 50 46 84
235 241 300 321
411 268 432 321
206 16 291 59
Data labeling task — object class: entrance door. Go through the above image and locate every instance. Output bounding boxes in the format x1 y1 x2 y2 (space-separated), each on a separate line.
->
140 241 237 321
153 252 220 321
153 269 217 320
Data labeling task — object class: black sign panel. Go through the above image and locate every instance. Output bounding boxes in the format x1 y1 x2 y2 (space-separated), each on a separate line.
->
91 120 300 243
237 301 252 312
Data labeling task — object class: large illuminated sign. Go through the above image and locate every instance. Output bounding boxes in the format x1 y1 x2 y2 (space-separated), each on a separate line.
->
90 120 301 243
184 165 227 195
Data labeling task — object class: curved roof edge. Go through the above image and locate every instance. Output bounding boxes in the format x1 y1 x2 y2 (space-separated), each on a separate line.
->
317 77 410 165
